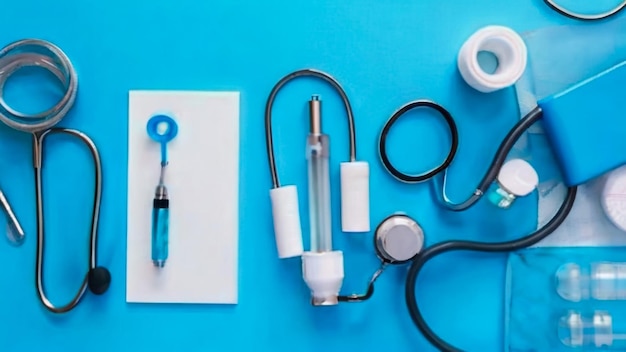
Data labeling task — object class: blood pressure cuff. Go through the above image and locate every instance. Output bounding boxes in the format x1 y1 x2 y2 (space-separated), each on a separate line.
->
505 246 626 351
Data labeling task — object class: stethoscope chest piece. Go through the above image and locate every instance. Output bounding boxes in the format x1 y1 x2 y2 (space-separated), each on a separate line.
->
375 214 424 264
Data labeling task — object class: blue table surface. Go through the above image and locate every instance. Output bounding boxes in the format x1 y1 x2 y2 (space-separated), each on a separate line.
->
0 1 622 351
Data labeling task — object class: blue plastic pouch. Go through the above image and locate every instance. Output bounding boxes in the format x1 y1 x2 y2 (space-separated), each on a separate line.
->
539 62 626 187
506 246 626 351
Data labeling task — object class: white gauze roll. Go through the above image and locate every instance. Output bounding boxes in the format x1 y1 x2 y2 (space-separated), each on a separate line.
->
270 185 304 258
458 25 528 93
340 161 370 232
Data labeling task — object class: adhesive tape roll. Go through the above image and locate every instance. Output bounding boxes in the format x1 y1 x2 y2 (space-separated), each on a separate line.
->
458 26 527 93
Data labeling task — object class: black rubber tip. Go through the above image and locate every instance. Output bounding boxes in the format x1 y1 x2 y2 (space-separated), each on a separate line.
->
88 267 111 295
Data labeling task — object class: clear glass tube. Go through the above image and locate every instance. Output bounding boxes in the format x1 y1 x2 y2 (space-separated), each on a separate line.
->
307 133 332 253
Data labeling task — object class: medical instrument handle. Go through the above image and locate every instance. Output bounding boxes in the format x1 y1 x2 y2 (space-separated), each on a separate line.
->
436 106 544 211
265 68 357 189
33 128 107 314
0 189 25 244
152 197 169 268
405 185 578 352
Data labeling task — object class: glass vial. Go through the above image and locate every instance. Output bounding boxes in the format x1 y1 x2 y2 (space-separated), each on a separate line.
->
306 95 332 253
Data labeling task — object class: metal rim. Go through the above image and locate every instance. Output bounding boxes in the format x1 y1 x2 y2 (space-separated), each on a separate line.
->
374 214 424 264
543 0 626 21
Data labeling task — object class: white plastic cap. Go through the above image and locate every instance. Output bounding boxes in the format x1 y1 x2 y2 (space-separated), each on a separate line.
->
301 251 344 306
340 162 370 232
270 186 304 258
498 159 538 196
458 25 527 93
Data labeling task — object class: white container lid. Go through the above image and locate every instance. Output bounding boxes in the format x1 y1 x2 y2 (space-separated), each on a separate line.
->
498 158 538 196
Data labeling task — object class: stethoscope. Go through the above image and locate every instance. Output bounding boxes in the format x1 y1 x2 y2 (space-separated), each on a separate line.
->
0 39 110 313
264 68 578 351
377 99 577 352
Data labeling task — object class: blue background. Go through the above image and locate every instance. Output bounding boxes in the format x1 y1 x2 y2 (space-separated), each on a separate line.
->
0 1 623 351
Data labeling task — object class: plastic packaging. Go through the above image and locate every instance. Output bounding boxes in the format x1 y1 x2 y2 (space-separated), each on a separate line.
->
557 262 626 302
506 247 626 351
559 311 626 349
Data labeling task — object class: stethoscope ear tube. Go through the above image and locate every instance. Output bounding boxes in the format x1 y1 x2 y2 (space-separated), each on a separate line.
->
543 0 626 21
378 100 459 183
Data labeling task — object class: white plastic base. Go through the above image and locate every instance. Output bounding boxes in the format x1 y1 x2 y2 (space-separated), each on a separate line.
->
301 251 344 306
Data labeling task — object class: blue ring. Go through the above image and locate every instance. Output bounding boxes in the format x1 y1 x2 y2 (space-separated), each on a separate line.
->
147 114 178 144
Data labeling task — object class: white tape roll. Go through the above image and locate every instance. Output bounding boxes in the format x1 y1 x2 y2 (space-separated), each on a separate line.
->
270 185 304 258
340 161 370 232
458 25 527 93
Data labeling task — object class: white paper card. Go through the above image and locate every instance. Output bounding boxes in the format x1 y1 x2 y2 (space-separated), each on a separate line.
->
126 91 239 304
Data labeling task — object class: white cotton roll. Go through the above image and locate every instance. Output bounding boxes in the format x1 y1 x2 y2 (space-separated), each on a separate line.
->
458 25 527 93
340 161 370 232
270 185 304 258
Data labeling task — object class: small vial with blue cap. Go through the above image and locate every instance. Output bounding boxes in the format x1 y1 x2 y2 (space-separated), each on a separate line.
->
487 158 539 209
146 114 178 268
